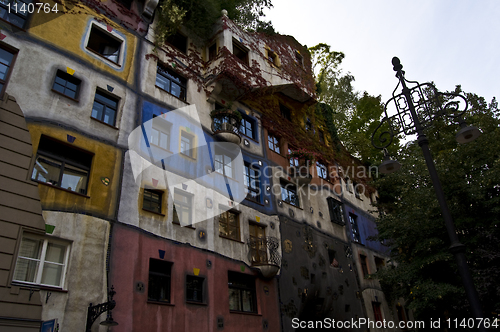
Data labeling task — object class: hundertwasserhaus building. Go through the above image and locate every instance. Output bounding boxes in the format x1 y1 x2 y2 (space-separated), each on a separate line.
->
0 1 412 331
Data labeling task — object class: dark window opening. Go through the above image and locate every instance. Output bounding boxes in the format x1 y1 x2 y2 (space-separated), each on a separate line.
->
156 64 187 101
116 0 132 9
52 70 81 100
316 162 328 180
327 249 336 266
327 197 344 225
267 48 278 66
166 31 187 53
294 50 303 66
91 89 119 126
208 43 217 61
148 259 172 302
86 25 122 64
372 302 383 322
31 136 92 195
173 189 192 225
305 117 313 132
280 103 291 121
319 130 325 143
360 255 369 277
232 39 249 65
228 271 257 313
186 275 204 303
143 189 162 214
375 257 385 271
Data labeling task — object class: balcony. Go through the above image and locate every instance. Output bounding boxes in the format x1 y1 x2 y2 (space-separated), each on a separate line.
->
210 110 241 144
247 236 281 278
289 165 312 186
287 149 316 186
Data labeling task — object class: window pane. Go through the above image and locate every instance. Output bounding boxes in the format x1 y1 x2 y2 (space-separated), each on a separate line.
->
32 156 61 185
156 74 170 91
151 128 159 146
104 106 116 125
41 262 63 286
242 289 255 312
159 132 169 149
229 288 241 311
61 164 88 194
0 47 14 66
91 102 104 121
14 258 39 283
45 242 65 264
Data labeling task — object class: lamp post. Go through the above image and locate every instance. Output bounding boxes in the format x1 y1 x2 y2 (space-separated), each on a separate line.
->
86 285 118 331
372 57 485 330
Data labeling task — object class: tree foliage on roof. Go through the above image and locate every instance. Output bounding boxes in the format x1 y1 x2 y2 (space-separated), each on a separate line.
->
155 0 274 46
373 89 500 322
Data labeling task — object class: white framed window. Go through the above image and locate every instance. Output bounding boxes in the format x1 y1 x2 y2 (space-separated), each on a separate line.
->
180 131 194 158
214 150 233 178
13 234 70 288
84 21 126 69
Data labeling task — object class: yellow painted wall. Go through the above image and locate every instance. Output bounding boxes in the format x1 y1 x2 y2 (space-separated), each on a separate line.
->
27 123 122 219
28 0 137 84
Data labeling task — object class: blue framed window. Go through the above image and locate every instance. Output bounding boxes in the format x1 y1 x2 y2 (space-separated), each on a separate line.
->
156 65 187 101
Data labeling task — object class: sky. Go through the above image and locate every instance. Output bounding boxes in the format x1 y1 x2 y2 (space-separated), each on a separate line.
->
264 0 499 106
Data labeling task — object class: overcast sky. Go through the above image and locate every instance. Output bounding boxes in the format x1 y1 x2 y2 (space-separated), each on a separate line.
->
265 0 499 106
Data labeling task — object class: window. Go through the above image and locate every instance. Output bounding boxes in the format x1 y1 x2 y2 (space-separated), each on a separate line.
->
375 257 385 271
52 70 81 100
316 162 328 180
266 48 279 66
180 131 194 158
353 181 361 199
86 24 123 64
173 189 192 225
319 130 325 144
148 258 172 302
228 271 257 313
91 89 119 126
243 162 260 202
208 43 217 61
288 148 299 167
166 31 187 53
268 135 280 154
186 275 204 303
305 117 313 132
372 302 383 322
214 149 233 178
31 136 92 195
280 103 291 121
294 50 303 66
116 0 132 9
349 213 361 243
232 39 248 65
150 115 171 150
13 235 69 288
0 44 17 98
219 209 240 241
143 189 162 214
280 179 299 207
327 197 344 225
249 223 267 264
360 255 369 277
239 114 255 139
156 65 187 101
0 0 32 28
345 178 353 192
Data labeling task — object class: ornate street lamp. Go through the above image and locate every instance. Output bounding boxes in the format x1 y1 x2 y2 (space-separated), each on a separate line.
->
372 57 485 331
86 285 118 331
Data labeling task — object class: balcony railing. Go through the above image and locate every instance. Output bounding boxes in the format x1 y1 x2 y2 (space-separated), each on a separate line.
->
211 111 241 144
247 236 281 278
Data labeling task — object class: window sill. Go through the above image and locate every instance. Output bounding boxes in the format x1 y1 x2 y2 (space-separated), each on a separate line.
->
51 89 80 103
282 200 302 210
85 47 122 67
219 234 244 244
172 221 195 229
142 207 165 216
147 300 175 306
155 85 188 104
150 144 173 154
244 198 264 206
35 180 90 198
240 133 259 144
186 301 207 306
12 282 68 293
90 116 118 130
229 310 261 316
179 152 197 162
269 149 283 157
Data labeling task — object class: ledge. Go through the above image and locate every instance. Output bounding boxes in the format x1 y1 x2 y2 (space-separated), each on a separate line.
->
186 301 208 306
12 282 68 293
229 310 261 316
219 234 244 244
147 300 175 306
90 116 119 130
142 207 165 217
35 180 90 198
51 89 80 103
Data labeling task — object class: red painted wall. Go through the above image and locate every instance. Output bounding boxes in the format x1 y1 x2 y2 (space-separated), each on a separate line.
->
109 224 280 331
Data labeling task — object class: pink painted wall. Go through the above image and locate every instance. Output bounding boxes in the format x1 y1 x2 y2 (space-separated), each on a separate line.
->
109 224 280 331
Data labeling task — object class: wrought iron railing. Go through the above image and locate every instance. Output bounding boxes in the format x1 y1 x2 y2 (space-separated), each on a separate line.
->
211 111 241 136
247 236 281 267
